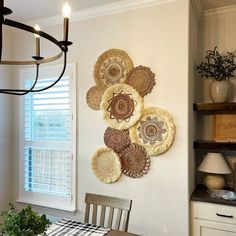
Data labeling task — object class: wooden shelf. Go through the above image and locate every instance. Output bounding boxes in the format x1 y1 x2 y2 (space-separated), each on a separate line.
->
193 102 236 113
194 140 236 151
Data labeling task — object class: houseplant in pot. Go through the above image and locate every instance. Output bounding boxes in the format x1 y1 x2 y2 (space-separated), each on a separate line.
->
196 46 236 103
0 203 51 236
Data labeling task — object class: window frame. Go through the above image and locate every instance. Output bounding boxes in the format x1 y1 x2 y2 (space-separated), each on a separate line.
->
18 63 77 212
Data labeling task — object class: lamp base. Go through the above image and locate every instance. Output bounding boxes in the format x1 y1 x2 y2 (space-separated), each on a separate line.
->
204 174 225 190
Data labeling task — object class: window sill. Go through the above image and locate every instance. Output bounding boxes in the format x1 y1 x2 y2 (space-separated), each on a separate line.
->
16 199 76 213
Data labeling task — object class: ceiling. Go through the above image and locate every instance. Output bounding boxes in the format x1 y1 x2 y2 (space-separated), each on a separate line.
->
5 0 124 22
4 0 236 22
201 0 236 10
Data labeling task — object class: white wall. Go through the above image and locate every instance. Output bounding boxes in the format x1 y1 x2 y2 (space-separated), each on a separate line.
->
11 1 192 235
0 30 13 211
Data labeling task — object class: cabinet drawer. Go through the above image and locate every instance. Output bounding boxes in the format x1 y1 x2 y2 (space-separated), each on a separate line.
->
192 201 236 225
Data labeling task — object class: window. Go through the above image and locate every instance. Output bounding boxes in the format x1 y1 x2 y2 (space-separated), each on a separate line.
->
18 63 76 211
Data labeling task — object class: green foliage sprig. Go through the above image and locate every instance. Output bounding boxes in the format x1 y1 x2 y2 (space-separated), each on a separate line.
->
196 46 236 81
0 203 51 236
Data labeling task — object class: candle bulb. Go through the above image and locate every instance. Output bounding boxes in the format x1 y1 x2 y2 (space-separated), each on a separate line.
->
62 2 71 42
34 24 40 57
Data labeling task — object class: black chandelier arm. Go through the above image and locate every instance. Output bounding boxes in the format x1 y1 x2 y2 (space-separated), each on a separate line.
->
0 51 63 65
0 52 67 95
0 2 72 96
30 51 67 92
3 19 65 52
0 64 40 95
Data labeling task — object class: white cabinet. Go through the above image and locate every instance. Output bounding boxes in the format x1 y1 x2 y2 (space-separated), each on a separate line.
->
192 201 236 236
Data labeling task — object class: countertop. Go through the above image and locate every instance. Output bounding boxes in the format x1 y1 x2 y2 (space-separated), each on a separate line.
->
191 184 236 207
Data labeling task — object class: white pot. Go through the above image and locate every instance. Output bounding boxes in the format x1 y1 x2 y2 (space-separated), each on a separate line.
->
209 80 229 103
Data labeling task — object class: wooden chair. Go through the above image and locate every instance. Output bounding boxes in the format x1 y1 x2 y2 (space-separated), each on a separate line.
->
84 193 132 232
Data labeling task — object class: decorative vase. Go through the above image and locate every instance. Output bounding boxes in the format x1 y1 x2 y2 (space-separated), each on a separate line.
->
204 174 225 190
209 80 229 103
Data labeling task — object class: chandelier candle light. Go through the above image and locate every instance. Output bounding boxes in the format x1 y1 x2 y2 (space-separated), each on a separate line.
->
63 2 71 42
0 0 73 95
33 24 42 60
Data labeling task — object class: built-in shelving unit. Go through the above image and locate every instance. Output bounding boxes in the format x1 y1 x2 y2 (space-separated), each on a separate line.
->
192 103 236 222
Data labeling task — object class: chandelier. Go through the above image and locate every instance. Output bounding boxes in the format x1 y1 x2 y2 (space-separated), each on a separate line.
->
0 0 72 95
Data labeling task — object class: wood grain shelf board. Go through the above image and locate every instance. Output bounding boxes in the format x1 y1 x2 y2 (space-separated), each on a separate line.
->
194 140 236 151
193 103 236 113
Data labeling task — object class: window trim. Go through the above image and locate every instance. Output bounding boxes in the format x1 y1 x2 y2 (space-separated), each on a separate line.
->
18 63 77 212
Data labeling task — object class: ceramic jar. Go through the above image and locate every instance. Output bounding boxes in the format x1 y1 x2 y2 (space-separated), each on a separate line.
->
209 80 229 103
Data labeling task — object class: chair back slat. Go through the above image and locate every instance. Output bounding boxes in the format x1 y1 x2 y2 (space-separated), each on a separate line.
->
107 207 114 228
84 193 132 232
115 209 122 230
92 204 97 225
100 206 106 227
84 203 90 223
121 210 130 232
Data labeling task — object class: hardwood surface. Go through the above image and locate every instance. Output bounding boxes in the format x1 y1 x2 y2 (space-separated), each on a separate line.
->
193 102 236 113
108 230 140 236
193 140 236 151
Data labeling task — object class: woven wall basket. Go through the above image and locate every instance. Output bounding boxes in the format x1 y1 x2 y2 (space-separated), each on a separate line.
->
86 85 104 110
119 143 150 178
94 49 133 90
104 127 131 153
130 107 176 156
100 84 143 130
91 147 122 183
126 65 156 97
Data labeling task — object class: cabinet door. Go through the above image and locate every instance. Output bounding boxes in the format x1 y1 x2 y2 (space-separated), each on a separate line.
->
193 219 236 236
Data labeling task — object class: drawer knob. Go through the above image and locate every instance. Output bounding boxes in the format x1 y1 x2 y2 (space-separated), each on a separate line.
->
216 213 233 218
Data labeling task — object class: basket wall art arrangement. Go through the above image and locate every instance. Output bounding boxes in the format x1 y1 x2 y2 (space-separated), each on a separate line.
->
86 48 176 183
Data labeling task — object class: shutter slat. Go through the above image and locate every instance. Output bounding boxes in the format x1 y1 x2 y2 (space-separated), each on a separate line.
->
23 75 73 198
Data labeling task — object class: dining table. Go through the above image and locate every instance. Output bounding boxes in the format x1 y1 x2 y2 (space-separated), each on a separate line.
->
45 218 140 236
106 230 139 236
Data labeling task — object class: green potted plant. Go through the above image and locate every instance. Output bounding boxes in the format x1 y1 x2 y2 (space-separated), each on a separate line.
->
0 203 51 236
196 46 236 103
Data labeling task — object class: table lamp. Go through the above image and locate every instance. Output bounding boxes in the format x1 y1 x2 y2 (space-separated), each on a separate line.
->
198 152 231 190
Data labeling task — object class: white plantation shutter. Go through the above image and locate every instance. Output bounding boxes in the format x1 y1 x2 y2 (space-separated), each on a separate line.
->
19 64 76 211
24 148 71 196
25 78 71 141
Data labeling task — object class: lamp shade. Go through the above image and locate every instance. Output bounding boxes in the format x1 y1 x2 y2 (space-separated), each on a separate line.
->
198 152 231 174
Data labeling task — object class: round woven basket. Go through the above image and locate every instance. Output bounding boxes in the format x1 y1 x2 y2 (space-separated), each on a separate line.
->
100 83 143 130
91 147 122 183
130 107 175 156
94 49 133 90
119 143 150 178
86 85 104 110
126 65 156 97
104 127 131 153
